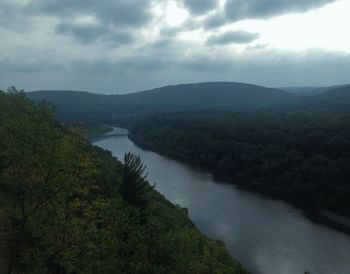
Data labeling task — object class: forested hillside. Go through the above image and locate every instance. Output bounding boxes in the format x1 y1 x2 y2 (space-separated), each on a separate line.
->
120 82 293 111
0 88 248 274
272 85 350 112
27 82 294 122
281 85 347 96
129 111 350 217
28 83 350 125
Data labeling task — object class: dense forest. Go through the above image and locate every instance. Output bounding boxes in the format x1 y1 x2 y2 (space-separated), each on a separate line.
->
0 88 248 274
129 111 350 217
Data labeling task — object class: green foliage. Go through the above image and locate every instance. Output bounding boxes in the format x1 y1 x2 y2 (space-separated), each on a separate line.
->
0 89 248 274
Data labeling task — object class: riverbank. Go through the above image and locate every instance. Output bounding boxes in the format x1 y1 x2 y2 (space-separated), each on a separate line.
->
69 122 114 141
128 133 350 235
95 130 350 274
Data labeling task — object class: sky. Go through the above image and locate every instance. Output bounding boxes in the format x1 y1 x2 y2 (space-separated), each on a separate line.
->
0 0 349 94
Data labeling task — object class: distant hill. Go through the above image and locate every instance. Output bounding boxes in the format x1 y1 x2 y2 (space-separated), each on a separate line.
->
27 90 128 122
272 85 350 112
28 82 295 122
122 82 296 110
281 84 348 96
28 83 350 123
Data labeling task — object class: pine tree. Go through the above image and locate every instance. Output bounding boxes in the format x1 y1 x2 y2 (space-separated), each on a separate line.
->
120 153 152 208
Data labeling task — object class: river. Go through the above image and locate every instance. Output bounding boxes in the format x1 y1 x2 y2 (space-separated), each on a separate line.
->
93 129 350 274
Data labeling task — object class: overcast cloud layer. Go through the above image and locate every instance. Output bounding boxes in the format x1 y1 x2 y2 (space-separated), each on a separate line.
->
0 0 349 93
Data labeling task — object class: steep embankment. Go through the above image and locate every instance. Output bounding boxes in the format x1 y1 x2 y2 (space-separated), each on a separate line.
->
0 89 248 274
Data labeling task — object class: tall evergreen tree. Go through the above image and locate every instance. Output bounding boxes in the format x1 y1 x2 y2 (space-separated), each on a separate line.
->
120 153 151 208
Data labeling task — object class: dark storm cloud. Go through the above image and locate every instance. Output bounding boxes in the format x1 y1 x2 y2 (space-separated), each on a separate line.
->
205 0 338 28
105 32 134 45
55 22 134 45
0 1 32 32
151 38 174 49
23 0 152 44
55 23 107 44
206 30 260 45
180 0 218 15
204 14 226 29
28 0 153 27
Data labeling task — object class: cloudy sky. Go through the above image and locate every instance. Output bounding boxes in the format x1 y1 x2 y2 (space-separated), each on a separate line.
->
0 0 349 94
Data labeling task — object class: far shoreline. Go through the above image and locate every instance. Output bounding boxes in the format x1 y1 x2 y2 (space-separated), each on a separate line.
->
121 130 350 236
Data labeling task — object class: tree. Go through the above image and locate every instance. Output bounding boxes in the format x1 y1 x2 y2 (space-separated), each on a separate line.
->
120 153 152 208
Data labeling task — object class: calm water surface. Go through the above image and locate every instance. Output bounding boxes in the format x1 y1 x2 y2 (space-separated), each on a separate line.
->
94 130 350 274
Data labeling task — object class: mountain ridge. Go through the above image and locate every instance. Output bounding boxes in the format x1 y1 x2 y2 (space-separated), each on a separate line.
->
28 82 295 122
27 82 350 123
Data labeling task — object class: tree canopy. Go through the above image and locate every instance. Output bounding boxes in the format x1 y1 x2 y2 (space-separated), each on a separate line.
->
130 111 350 217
